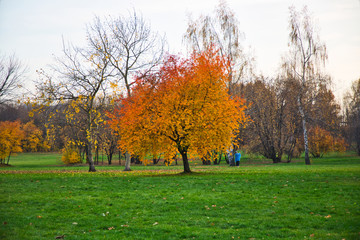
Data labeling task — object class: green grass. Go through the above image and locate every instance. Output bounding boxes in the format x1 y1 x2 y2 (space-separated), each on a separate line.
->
1 153 360 239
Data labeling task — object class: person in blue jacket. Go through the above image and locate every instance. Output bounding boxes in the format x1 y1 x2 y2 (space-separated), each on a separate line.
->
235 151 241 166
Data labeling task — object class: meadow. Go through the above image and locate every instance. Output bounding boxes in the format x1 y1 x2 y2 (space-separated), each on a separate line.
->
0 153 359 239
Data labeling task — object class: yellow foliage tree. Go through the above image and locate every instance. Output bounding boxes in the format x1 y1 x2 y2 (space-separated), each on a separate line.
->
0 121 25 165
21 121 50 152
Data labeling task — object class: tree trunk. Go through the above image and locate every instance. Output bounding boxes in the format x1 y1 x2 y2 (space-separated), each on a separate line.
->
213 151 221 165
217 152 222 165
7 152 11 165
119 150 121 165
180 151 191 173
108 152 112 165
86 142 96 172
272 157 281 163
123 151 131 171
153 154 161 165
101 150 104 165
298 96 311 165
95 147 99 165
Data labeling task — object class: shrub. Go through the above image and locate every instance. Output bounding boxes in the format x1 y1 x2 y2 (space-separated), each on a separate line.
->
61 147 81 164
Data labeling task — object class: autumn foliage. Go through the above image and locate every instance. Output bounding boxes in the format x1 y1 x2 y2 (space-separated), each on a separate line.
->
21 121 50 152
108 48 247 172
308 126 346 158
61 144 82 165
0 121 24 164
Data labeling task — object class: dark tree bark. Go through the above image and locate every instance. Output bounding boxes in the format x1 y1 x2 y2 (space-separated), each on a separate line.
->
107 152 112 165
180 151 191 173
86 141 96 172
177 145 191 173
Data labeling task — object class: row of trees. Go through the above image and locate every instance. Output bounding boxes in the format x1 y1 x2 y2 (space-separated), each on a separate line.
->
0 120 49 164
1 2 359 172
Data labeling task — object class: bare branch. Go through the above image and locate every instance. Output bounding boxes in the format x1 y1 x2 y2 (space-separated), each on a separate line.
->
0 54 26 105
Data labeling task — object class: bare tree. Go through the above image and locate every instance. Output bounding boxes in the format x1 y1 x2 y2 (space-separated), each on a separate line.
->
86 11 165 171
34 11 165 172
283 5 328 165
35 40 113 172
242 78 301 163
344 79 360 155
0 54 25 105
184 1 253 94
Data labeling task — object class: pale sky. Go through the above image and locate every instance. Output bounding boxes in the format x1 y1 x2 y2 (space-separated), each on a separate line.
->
0 0 359 100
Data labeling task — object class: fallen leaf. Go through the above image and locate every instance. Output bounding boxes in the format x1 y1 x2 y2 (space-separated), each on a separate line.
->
37 216 42 219
108 227 115 230
324 215 331 219
3 222 7 225
310 233 315 237
72 222 78 225
121 225 129 227
153 222 158 226
55 235 65 239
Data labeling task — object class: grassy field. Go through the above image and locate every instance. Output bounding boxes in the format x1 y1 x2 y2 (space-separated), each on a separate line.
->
0 153 359 239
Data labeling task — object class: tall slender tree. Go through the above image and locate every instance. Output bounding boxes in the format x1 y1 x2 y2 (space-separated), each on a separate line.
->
184 0 253 94
283 6 328 165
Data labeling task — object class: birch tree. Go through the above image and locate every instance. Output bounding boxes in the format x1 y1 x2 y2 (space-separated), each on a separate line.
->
184 1 252 94
283 6 328 165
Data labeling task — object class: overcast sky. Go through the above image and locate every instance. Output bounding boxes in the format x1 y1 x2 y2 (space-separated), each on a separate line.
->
1 0 359 100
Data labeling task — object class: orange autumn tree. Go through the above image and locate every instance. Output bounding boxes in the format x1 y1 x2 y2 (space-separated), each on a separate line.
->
308 126 346 158
108 48 247 173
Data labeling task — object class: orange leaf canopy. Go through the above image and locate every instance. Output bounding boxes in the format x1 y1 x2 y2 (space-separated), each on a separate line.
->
108 48 247 168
